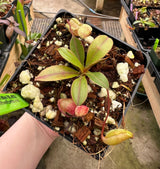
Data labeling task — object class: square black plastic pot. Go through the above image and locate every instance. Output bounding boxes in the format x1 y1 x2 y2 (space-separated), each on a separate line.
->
133 23 160 39
128 8 160 39
127 17 155 53
3 9 149 160
149 47 160 71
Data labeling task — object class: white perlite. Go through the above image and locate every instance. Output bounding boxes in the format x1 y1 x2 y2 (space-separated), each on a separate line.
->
112 81 119 88
32 96 43 113
21 84 41 100
54 40 62 46
98 88 116 100
111 100 122 111
46 110 57 119
116 62 129 82
84 36 94 44
19 70 32 84
56 17 62 23
127 50 135 59
105 116 116 125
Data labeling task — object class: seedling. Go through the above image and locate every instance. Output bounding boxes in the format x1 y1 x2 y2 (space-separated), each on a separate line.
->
35 35 113 105
133 17 157 29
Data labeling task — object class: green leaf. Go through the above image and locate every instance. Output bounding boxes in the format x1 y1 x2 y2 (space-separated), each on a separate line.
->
145 21 156 27
102 129 133 145
35 65 79 81
27 32 41 41
71 76 88 105
16 0 27 35
58 47 84 71
85 35 113 68
70 36 85 65
86 71 109 89
133 20 141 25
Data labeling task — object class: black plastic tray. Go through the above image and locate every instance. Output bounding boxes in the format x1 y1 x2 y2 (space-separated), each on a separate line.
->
121 0 131 15
3 9 149 160
0 52 9 77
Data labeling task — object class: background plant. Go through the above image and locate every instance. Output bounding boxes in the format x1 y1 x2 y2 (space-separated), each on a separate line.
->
0 16 26 41
133 17 157 29
0 0 10 13
16 32 41 59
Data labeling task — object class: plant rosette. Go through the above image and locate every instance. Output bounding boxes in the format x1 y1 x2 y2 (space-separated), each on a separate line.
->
4 10 148 159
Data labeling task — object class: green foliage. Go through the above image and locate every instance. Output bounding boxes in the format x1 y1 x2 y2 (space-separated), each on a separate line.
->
0 5 6 12
71 76 88 106
35 65 79 81
139 7 147 14
0 0 10 5
16 0 27 35
36 35 113 105
16 32 41 60
0 74 10 90
70 36 85 65
133 17 157 28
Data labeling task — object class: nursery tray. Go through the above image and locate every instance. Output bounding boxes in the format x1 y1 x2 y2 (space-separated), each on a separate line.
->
3 9 149 160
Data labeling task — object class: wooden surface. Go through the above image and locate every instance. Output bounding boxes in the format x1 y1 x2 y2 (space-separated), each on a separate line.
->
96 0 104 11
0 3 34 91
119 7 160 128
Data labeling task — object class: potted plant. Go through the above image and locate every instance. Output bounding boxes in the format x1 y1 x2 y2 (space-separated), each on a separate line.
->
148 9 160 26
0 0 14 19
132 0 160 7
4 9 149 160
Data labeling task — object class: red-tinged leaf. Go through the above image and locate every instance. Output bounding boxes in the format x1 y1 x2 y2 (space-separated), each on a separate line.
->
6 25 14 41
75 105 89 117
70 36 85 65
57 98 76 116
102 129 133 145
85 35 113 68
58 47 84 72
13 26 26 37
78 24 92 39
71 76 88 106
0 19 10 25
35 65 79 81
86 71 109 89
